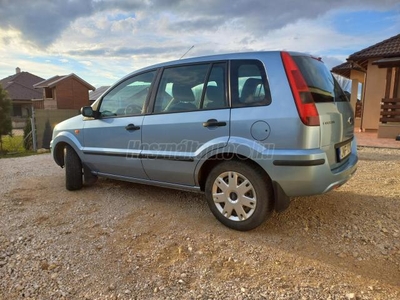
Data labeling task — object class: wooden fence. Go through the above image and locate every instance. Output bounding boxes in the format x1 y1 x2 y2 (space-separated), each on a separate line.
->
380 98 400 123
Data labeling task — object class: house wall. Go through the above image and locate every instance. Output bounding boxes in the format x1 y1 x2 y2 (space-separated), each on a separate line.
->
350 69 365 118
55 78 90 110
44 99 57 110
393 67 400 98
361 60 386 130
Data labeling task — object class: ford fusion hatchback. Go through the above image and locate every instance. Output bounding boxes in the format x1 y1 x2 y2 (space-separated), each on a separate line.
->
51 51 358 231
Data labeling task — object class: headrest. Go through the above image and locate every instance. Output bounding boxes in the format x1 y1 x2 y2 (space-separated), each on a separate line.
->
206 86 224 101
172 83 195 102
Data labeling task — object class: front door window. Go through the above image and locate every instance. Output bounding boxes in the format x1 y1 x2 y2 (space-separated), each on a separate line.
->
83 70 156 179
99 71 156 117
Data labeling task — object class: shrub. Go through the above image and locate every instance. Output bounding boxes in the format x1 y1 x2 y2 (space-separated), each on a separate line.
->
23 119 33 150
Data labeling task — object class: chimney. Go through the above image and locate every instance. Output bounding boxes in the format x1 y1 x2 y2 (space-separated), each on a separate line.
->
16 67 21 74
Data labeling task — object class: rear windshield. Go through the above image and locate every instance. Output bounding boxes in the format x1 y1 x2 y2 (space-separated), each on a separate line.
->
293 56 349 103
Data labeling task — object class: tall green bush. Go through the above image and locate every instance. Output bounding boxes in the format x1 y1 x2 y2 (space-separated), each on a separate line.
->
42 119 52 149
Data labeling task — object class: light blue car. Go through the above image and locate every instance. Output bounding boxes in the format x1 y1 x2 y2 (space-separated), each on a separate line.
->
51 51 358 231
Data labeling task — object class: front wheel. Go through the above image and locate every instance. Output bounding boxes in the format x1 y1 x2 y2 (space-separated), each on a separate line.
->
205 161 274 231
64 145 83 191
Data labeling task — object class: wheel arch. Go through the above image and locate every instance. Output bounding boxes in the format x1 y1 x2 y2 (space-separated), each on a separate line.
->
53 141 67 167
53 141 81 167
51 132 83 167
197 153 271 191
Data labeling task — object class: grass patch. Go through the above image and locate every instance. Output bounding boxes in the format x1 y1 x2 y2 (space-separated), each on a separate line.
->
0 151 39 158
0 135 35 158
1 135 25 152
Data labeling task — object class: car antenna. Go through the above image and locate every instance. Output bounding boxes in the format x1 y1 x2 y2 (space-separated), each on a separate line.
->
179 45 194 59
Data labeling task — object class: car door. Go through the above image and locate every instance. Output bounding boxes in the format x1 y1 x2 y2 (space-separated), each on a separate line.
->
82 70 156 178
141 62 230 186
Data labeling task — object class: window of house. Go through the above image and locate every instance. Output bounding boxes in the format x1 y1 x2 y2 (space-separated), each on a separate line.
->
230 60 271 107
45 87 53 99
99 71 156 117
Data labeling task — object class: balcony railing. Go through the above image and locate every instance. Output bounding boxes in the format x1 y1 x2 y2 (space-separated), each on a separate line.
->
380 97 400 123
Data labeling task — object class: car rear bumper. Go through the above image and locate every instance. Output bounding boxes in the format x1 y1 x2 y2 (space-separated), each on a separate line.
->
261 142 358 197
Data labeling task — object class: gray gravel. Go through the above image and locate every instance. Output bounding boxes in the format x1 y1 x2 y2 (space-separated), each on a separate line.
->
0 147 399 299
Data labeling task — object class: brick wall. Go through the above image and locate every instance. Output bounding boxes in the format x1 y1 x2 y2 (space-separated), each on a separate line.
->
55 78 90 109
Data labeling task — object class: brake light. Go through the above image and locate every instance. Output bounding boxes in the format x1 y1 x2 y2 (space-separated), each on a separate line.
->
281 52 320 126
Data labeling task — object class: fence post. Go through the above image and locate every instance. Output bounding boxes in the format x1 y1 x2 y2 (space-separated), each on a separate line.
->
31 105 37 152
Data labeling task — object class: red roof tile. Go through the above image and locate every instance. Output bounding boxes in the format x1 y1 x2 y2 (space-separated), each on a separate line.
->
5 82 43 100
34 73 95 91
33 75 64 88
349 33 400 61
89 86 110 101
0 72 44 101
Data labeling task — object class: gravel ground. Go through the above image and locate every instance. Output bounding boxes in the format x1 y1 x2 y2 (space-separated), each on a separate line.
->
0 147 399 299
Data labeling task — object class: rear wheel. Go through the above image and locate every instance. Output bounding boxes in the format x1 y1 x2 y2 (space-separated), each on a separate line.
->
64 145 83 191
205 161 274 231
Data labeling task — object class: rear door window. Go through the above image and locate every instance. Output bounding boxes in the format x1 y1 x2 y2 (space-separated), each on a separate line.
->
153 63 227 113
292 56 349 103
202 63 227 109
153 64 208 113
230 60 271 107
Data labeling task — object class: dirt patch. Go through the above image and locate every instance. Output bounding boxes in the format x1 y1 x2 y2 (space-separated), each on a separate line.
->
0 147 399 299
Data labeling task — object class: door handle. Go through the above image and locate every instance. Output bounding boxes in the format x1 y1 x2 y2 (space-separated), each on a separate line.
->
203 119 227 127
125 123 141 131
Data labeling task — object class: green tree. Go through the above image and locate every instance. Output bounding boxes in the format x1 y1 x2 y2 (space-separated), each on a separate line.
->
0 86 12 152
42 119 52 149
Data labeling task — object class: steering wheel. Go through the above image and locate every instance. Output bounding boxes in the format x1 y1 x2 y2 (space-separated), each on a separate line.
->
124 104 142 115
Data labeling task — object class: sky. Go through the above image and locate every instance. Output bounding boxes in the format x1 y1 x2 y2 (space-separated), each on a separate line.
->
0 0 399 88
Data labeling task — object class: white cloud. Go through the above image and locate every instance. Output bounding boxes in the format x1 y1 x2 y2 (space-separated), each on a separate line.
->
79 60 93 67
0 1 399 86
110 17 137 32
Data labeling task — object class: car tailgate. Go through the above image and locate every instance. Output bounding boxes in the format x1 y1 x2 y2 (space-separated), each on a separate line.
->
291 54 355 169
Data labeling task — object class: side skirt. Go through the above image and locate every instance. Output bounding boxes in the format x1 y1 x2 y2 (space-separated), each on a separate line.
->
94 172 202 193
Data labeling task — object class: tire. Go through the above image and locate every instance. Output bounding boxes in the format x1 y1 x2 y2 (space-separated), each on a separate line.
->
64 145 83 191
205 160 274 231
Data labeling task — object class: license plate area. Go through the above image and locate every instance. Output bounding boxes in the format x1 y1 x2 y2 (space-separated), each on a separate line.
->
336 139 352 162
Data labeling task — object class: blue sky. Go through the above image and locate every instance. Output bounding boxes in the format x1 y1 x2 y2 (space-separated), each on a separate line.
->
0 0 399 87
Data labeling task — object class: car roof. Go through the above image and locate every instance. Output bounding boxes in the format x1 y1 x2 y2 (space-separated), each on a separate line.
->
146 51 281 68
113 50 311 88
118 51 283 81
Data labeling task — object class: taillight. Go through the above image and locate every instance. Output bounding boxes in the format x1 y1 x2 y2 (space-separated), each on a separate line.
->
281 52 320 126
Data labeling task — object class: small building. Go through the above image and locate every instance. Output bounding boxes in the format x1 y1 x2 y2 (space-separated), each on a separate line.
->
89 86 110 104
332 33 400 138
34 73 95 110
0 68 44 118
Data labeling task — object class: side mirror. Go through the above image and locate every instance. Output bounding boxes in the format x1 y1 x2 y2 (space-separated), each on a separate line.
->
81 106 94 118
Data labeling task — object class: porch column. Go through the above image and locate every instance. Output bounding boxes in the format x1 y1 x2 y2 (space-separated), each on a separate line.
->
350 78 358 115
